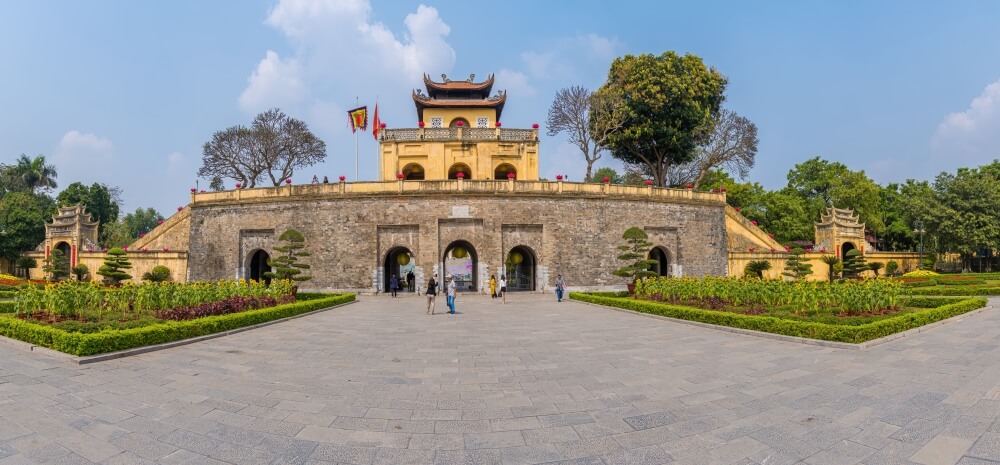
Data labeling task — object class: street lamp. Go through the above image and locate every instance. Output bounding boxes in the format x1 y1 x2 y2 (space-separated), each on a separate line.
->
913 221 926 271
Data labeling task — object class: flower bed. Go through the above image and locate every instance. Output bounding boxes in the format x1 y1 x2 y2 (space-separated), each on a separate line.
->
570 292 987 344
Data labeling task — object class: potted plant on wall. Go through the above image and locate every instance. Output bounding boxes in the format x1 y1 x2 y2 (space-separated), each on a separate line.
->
612 226 658 294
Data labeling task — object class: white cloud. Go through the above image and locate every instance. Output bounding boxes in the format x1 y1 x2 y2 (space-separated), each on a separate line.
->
54 130 114 167
931 79 1000 166
240 0 456 116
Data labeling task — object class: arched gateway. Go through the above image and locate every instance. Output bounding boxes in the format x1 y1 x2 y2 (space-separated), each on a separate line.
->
444 241 477 292
248 250 271 285
505 246 536 291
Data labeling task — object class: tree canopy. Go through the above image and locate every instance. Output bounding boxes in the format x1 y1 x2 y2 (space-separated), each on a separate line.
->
593 52 727 187
56 182 120 242
198 108 327 188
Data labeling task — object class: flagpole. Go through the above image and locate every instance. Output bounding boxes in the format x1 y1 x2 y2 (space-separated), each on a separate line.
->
355 96 359 181
375 97 381 181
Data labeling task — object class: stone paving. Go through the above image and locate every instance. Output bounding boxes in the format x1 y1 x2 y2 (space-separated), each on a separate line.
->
0 293 998 465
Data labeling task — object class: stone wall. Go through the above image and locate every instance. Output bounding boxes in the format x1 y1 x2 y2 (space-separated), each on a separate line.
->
187 190 729 293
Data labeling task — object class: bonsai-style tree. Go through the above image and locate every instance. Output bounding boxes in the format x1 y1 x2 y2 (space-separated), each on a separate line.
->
868 261 884 277
142 265 171 282
820 255 840 283
15 256 36 279
71 263 89 281
782 247 813 280
612 227 658 285
885 260 899 276
41 249 70 281
97 247 133 285
744 260 772 279
844 249 867 277
265 228 312 282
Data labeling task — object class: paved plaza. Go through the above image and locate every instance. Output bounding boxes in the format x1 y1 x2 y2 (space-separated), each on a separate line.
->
0 294 998 465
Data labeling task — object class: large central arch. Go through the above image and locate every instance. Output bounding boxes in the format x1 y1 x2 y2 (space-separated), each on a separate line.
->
443 241 477 292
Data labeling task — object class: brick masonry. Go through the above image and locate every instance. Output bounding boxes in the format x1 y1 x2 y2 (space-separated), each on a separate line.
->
186 191 728 293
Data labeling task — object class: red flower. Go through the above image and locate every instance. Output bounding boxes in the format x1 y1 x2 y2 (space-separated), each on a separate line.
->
806 248 813 253
770 248 776 252
163 247 170 252
768 233 774 238
532 123 540 129
285 178 292 184
102 248 108 252
418 121 425 127
139 233 145 238
87 247 93 252
456 120 463 127
141 248 148 252
396 173 404 179
685 183 693 188
748 247 755 252
190 187 196 193
721 187 727 192
158 220 164 225
785 246 792 251
380 122 386 128
751 220 758 226
235 183 242 189
712 188 719 193
507 173 516 179
644 180 653 186
200 190 206 193
495 121 502 127
556 175 563 181
734 207 740 212
122 246 128 251
602 177 610 183
456 172 465 179
177 206 183 212
339 175 346 181
820 248 826 253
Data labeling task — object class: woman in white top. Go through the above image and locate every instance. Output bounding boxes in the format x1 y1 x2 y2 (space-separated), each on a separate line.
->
499 275 507 304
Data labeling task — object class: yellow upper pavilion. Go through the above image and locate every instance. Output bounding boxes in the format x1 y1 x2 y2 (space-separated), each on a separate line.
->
378 73 539 181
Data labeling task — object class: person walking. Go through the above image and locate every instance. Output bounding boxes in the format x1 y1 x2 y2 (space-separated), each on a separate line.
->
499 275 507 304
555 274 566 302
446 274 457 314
425 273 438 315
489 275 497 299
390 274 399 298
407 270 415 292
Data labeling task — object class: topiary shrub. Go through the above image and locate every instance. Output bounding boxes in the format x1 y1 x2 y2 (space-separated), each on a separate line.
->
141 265 171 282
885 260 899 276
42 249 71 281
97 247 133 285
782 247 812 280
72 264 89 282
265 229 312 282
612 227 658 286
844 249 867 277
744 260 772 279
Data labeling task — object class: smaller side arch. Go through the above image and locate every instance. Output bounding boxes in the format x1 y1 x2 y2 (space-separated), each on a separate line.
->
402 163 425 180
448 163 472 180
648 246 671 277
494 163 517 180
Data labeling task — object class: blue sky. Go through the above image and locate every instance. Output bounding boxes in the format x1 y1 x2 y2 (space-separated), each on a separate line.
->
2 0 999 216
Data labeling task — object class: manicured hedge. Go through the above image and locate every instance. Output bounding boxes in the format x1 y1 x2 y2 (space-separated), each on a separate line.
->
0 293 354 356
908 287 1000 296
0 301 15 313
0 291 16 299
569 292 987 344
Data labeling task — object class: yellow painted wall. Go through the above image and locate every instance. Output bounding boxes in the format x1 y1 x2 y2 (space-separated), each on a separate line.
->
380 129 539 181
422 108 498 127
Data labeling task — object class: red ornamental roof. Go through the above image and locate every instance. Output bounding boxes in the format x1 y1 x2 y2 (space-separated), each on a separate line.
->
423 73 495 95
412 90 506 122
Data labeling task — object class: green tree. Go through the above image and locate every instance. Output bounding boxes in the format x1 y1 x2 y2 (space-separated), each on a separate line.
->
0 192 55 261
56 182 120 242
744 260 772 279
590 166 623 184
820 255 840 283
844 249 867 277
10 154 58 195
97 247 133 284
100 221 134 249
199 109 327 188
122 207 165 238
611 226 658 284
141 265 171 282
42 248 70 281
926 166 1000 270
784 157 884 233
15 256 37 279
868 261 884 277
593 52 727 187
72 263 89 281
759 191 813 244
782 247 813 280
265 229 312 282
885 260 899 276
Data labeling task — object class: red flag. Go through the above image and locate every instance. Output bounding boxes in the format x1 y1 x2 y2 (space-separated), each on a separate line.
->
372 102 381 140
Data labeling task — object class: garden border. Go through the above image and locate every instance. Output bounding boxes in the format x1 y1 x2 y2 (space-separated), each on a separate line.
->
0 299 357 364
571 295 995 350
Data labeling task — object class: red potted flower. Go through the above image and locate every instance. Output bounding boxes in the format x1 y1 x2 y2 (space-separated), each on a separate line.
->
720 187 727 192
785 246 792 252
751 220 758 226
158 219 164 225
163 247 170 252
339 175 346 181
235 182 242 189
456 172 465 179
139 233 145 238
768 233 774 238
200 190 205 193
712 188 719 193
122 246 128 251
495 121 501 127
770 248 776 252
748 247 755 252
177 206 183 212
685 183 693 188
556 175 563 181
102 248 108 252
532 123 539 129
734 207 740 212
820 248 826 253
418 121 425 127
141 248 148 252
380 122 386 128
456 120 463 127
190 187 196 193
507 173 515 180
602 177 610 183
87 247 93 252
285 178 292 185
644 180 653 186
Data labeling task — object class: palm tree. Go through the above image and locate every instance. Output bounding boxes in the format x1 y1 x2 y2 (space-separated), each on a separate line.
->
13 154 58 194
820 255 840 283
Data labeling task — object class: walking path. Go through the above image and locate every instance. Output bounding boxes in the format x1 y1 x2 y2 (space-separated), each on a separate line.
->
0 294 997 464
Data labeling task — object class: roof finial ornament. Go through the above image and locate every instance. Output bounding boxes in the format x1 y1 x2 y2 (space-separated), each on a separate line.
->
441 73 449 83
467 73 475 82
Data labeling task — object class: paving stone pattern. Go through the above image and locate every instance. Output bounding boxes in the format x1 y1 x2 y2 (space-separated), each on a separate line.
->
0 295 998 464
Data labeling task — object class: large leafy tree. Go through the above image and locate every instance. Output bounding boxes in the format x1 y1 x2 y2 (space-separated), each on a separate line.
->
10 154 58 195
593 52 727 187
665 109 759 189
199 108 327 188
122 207 165 238
0 192 55 261
784 157 884 234
56 182 120 241
927 166 1000 269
